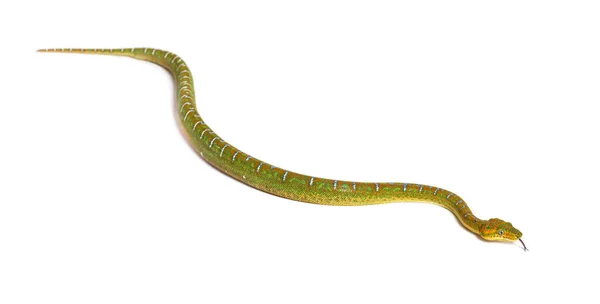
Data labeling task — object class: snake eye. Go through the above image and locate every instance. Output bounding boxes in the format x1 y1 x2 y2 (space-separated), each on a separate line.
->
498 229 504 236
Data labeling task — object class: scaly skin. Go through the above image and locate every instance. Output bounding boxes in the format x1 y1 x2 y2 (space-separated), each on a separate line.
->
38 47 526 250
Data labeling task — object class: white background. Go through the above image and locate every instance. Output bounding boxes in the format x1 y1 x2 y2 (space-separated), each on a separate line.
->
1 1 599 303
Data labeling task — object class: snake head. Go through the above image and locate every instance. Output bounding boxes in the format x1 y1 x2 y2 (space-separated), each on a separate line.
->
479 218 522 242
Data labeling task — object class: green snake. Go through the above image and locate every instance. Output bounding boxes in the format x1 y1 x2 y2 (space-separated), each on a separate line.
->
39 48 527 251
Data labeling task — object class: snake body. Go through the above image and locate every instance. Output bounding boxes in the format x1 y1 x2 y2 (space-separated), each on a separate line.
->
39 48 526 250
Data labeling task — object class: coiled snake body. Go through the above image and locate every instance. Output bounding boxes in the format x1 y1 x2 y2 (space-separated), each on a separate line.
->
39 48 527 251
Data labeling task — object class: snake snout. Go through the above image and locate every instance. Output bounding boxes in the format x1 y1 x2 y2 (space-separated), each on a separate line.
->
510 227 522 239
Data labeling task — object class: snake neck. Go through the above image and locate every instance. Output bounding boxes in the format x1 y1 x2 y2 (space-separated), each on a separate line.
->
426 192 484 236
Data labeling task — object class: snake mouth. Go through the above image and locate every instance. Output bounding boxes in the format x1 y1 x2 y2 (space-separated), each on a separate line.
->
519 239 528 251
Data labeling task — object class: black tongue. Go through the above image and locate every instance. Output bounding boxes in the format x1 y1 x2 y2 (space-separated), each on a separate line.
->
519 239 528 252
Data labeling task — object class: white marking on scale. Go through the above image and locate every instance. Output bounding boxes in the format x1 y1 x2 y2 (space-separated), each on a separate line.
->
152 49 156 56
353 182 357 191
144 48 148 53
309 177 314 186
375 183 380 192
403 183 407 192
220 144 229 157
210 137 219 148
180 102 191 113
193 121 202 131
455 200 463 206
434 188 439 195
232 151 239 162
246 156 253 161
256 162 264 172
419 185 424 193
183 110 194 122
447 193 453 199
200 129 209 139
333 181 338 190
164 52 170 58
282 171 288 181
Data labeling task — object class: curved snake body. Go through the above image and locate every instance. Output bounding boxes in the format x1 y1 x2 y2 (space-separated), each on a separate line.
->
39 48 526 250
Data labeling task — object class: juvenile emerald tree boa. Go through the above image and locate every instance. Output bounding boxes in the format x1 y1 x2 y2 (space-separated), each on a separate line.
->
39 48 527 251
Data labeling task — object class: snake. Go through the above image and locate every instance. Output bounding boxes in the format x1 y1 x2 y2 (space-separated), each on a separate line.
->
38 47 527 251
